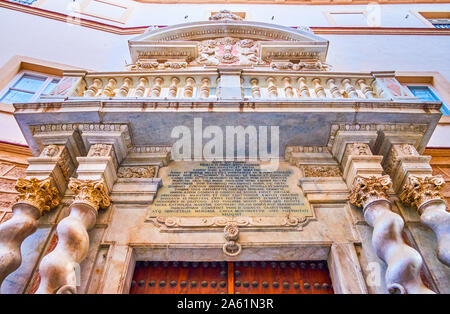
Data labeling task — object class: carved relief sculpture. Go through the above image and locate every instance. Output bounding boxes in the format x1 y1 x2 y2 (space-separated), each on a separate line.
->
400 175 450 266
349 175 434 294
302 165 342 177
223 223 241 257
117 166 156 179
209 10 243 21
0 177 60 287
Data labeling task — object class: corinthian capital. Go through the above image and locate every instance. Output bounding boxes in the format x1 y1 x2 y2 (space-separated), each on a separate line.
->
14 178 60 214
68 178 110 210
400 175 445 209
349 175 392 208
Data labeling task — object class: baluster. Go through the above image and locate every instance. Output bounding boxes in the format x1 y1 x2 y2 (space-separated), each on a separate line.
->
266 77 278 98
183 77 195 98
102 79 116 97
135 78 148 97
282 77 294 98
342 79 359 98
36 178 110 294
357 79 375 99
200 78 210 98
118 78 132 97
312 78 326 98
0 178 59 287
168 77 179 98
297 77 310 98
327 78 342 98
250 79 261 99
151 77 163 97
84 79 103 97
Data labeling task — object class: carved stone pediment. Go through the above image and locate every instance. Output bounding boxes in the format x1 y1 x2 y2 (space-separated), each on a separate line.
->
128 20 329 67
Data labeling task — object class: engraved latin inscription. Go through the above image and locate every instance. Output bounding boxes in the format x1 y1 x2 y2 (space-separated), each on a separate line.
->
150 162 311 217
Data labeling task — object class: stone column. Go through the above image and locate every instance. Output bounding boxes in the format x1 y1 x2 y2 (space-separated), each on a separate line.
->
333 137 434 294
382 143 450 266
0 178 59 286
0 143 76 288
36 144 117 294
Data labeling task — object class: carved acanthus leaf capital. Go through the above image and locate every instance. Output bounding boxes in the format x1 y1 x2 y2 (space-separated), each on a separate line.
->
14 177 60 214
400 175 445 209
349 175 392 208
68 178 110 210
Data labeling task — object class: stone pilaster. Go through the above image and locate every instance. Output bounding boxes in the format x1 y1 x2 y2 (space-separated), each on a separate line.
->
332 131 434 294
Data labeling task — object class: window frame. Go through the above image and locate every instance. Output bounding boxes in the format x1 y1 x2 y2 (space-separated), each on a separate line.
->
0 70 60 104
407 83 450 115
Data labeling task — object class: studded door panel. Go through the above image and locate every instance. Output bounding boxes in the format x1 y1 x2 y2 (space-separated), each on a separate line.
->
130 261 229 294
130 260 333 294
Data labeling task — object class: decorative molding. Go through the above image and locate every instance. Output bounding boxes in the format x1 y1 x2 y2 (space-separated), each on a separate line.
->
209 10 243 21
349 175 392 209
117 166 156 178
15 177 60 214
68 178 110 211
301 165 342 178
150 214 313 231
327 123 428 149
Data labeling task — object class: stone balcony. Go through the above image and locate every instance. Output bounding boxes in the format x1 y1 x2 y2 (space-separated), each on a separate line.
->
41 69 436 105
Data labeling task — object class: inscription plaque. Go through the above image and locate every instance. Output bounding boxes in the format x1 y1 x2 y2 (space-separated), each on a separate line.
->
149 161 312 218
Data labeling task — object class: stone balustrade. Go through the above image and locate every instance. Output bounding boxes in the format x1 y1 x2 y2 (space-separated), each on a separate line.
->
46 70 427 103
80 74 218 99
242 75 380 100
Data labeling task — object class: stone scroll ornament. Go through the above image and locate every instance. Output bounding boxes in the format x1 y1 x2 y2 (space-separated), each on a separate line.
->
349 175 434 294
36 178 110 294
0 178 60 287
223 223 241 257
400 175 450 266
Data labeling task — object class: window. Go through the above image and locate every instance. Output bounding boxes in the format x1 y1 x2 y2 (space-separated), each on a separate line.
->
415 12 450 29
6 0 37 5
408 86 450 115
429 19 450 29
0 72 60 104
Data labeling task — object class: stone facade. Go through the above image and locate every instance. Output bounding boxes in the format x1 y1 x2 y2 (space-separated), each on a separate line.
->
0 17 449 295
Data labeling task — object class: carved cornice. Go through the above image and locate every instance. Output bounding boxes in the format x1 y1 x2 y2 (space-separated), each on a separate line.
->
400 175 445 209
68 178 110 211
14 177 60 214
349 175 392 209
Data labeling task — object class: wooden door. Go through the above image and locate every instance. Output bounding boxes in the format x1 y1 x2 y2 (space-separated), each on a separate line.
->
130 260 333 294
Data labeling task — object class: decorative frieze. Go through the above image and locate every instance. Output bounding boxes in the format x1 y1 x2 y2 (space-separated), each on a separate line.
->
302 165 342 178
68 178 110 211
87 144 113 158
117 166 156 179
